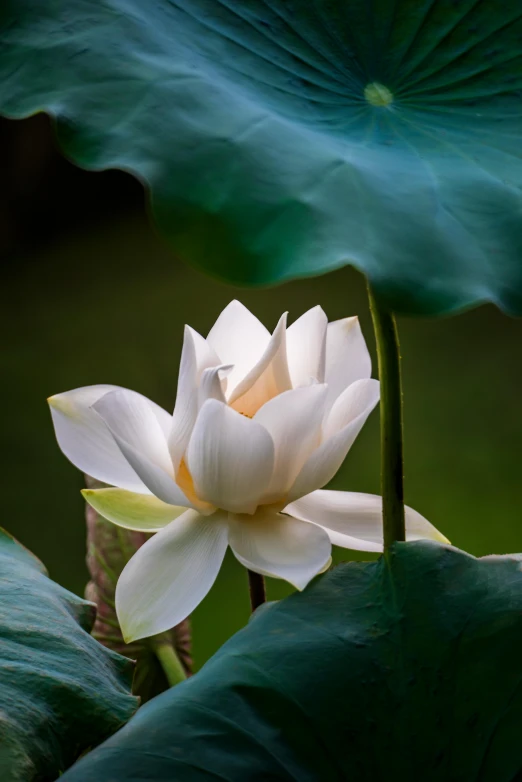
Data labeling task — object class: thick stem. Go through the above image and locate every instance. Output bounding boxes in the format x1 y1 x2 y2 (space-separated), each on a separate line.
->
367 283 406 549
247 569 266 612
149 634 187 688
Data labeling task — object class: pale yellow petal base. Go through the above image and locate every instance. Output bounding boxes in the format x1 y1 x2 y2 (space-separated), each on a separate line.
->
82 488 187 532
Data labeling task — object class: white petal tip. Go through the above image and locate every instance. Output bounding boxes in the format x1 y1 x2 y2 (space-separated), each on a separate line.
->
275 311 289 329
48 392 91 420
118 613 153 644
49 390 105 419
289 562 330 591
338 315 359 332
318 556 333 574
289 576 311 591
121 627 141 644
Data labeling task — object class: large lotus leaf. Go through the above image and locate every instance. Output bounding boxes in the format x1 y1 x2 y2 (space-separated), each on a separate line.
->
0 528 137 781
60 541 522 781
2 2 522 314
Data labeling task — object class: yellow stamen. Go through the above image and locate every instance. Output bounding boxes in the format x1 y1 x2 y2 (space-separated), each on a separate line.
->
177 458 214 514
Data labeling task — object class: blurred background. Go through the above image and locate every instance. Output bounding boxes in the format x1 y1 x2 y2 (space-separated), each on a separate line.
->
2 114 522 669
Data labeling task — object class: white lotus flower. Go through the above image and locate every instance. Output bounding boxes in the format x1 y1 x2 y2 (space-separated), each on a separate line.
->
49 301 447 642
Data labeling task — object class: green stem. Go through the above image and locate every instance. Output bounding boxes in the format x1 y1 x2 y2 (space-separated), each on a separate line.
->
149 634 187 687
247 569 266 612
367 282 406 549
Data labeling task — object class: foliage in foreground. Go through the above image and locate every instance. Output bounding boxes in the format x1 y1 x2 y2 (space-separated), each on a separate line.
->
60 541 522 781
0 529 137 781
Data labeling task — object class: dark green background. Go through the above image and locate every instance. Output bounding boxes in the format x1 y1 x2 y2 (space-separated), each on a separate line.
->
2 116 521 670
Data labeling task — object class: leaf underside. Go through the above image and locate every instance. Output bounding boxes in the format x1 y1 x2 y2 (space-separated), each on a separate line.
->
0 528 137 782
60 541 522 781
1 1 522 314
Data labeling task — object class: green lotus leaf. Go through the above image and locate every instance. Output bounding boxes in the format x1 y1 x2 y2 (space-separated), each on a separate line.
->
0 528 137 781
1 2 522 314
60 541 522 781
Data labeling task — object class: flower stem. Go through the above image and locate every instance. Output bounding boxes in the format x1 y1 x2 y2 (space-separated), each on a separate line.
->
247 569 266 612
367 282 406 549
149 633 187 688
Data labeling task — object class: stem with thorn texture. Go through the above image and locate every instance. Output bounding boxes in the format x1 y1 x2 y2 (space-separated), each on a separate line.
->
367 283 406 549
248 569 266 612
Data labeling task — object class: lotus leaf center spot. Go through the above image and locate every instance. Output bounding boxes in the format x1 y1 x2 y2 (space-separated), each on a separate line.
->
364 82 393 107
